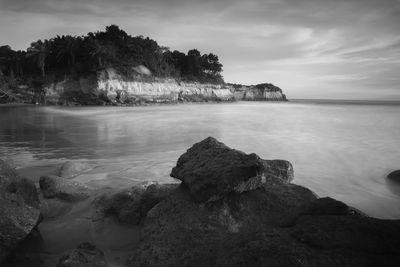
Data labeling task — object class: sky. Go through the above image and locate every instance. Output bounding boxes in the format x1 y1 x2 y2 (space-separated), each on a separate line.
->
0 0 400 100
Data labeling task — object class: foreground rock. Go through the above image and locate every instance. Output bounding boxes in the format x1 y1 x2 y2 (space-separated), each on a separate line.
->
128 137 400 267
39 175 90 201
387 169 400 183
0 160 41 263
59 161 93 179
97 182 179 225
171 137 293 202
57 242 108 267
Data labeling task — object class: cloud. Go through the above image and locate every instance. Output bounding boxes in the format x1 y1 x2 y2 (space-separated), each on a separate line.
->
0 0 399 99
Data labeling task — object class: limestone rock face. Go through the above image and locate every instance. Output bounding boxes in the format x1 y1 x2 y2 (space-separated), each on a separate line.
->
39 175 90 201
97 182 179 225
0 160 41 263
170 137 293 202
56 242 108 267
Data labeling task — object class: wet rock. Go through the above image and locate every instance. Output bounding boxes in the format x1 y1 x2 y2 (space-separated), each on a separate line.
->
170 137 293 202
127 182 316 266
59 161 92 179
387 170 400 183
303 197 352 216
98 181 179 225
39 197 73 218
127 137 400 267
39 175 90 201
57 242 108 267
0 160 41 263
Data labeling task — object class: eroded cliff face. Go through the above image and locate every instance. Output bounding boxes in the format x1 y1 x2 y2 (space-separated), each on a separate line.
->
42 67 287 105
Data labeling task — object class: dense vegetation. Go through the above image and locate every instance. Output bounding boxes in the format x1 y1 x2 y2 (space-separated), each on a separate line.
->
0 25 224 88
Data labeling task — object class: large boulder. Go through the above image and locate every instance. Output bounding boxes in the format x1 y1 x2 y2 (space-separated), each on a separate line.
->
97 181 179 225
128 182 316 267
127 137 400 267
0 160 41 263
56 242 108 267
170 137 293 202
39 175 90 201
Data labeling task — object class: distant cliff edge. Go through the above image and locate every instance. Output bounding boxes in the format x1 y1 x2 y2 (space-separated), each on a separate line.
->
1 66 288 105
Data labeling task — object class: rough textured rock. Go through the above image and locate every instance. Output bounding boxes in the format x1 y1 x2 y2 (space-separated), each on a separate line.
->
303 197 354 216
127 138 400 267
59 161 92 179
56 242 108 267
97 182 179 225
170 137 293 202
127 182 317 267
39 175 90 201
0 160 41 263
387 169 400 183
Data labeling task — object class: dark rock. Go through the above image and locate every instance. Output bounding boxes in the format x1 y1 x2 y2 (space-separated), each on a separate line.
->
59 161 92 179
387 170 400 182
39 175 90 201
126 138 400 267
56 242 108 267
0 160 41 263
170 137 293 202
127 182 317 266
98 182 179 225
303 197 351 216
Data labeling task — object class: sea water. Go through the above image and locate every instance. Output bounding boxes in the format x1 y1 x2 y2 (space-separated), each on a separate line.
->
1 101 400 219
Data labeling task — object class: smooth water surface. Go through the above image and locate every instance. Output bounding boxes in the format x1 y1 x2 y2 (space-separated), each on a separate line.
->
1 102 400 219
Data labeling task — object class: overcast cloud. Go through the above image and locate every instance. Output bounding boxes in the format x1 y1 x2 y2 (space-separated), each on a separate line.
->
1 0 399 99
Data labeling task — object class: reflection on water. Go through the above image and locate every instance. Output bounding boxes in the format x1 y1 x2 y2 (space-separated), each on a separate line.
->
1 102 400 219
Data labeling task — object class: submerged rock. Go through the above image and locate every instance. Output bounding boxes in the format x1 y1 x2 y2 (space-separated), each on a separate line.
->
97 181 179 225
56 242 108 267
387 170 400 183
0 160 41 263
127 137 400 267
170 137 293 202
39 175 90 201
59 161 92 179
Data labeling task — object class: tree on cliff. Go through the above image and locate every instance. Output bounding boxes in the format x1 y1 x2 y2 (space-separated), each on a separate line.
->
51 35 81 71
27 40 48 77
0 25 225 84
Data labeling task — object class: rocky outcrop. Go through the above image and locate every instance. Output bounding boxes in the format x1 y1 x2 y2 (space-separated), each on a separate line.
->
56 242 108 267
39 175 90 201
97 181 179 225
127 137 400 267
387 170 400 183
171 137 293 202
243 83 287 101
41 67 287 104
0 160 41 263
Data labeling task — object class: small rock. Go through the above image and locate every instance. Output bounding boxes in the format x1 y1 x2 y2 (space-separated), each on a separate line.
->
0 160 41 263
57 242 108 267
170 137 293 202
59 161 92 179
39 175 90 201
98 182 179 224
387 170 400 183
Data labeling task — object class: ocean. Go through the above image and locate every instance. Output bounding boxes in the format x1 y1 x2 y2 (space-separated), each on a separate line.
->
1 100 400 219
